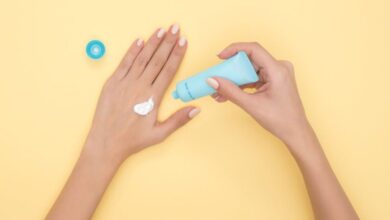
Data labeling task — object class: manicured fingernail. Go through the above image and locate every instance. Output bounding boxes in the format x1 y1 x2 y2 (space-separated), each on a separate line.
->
157 28 165 38
171 24 180 34
188 108 201 118
179 37 186 47
136 38 143 47
206 78 219 89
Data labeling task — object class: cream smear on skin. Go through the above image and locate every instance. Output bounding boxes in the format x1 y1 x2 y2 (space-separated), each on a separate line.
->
133 97 154 116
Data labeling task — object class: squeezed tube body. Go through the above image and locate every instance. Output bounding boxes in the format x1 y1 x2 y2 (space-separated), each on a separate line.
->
172 51 259 102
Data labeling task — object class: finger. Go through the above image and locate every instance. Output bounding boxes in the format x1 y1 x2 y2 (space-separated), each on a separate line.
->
210 93 227 102
240 82 258 89
211 93 219 99
156 107 200 139
126 28 166 80
206 77 251 107
140 24 180 84
210 82 257 98
210 81 259 103
215 95 228 102
113 38 144 80
211 82 255 97
217 42 277 69
153 36 187 97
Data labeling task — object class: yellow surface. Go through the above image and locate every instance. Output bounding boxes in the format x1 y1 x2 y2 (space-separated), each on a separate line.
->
0 0 389 219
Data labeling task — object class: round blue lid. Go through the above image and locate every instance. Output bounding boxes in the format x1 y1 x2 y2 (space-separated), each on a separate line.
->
86 40 105 60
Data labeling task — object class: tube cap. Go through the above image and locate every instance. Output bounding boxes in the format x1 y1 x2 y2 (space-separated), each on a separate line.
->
86 40 105 60
172 90 179 99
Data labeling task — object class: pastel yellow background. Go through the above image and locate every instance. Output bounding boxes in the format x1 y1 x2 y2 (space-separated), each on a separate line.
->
0 0 388 219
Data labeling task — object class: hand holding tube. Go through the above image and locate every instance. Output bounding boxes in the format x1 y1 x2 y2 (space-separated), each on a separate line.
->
208 42 310 150
208 42 359 220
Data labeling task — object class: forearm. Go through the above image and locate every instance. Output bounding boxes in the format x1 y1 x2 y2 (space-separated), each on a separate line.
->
46 142 121 220
287 127 359 220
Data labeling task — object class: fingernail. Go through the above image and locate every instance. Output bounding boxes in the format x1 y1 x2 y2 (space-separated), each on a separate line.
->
171 24 180 34
179 37 186 47
136 38 143 47
206 78 219 89
188 108 201 119
157 28 165 38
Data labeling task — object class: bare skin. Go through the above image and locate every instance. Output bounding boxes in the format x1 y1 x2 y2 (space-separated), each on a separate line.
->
46 24 200 220
46 27 359 220
208 42 359 220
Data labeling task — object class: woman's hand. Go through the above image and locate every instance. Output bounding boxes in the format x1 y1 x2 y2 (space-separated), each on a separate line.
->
207 42 310 151
47 25 201 220
207 42 359 220
85 25 200 164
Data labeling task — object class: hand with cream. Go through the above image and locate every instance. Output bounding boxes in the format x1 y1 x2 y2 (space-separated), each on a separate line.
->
207 42 359 220
84 25 200 161
47 25 200 220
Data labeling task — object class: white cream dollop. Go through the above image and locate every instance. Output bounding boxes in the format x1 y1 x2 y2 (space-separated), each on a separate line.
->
133 97 154 116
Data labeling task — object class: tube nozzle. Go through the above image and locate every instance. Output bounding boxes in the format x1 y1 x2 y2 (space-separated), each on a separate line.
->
172 90 179 99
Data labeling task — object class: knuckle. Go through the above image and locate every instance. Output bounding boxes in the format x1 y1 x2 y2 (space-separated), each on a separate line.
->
250 41 261 48
172 46 184 56
164 64 176 74
151 57 164 68
136 55 148 67
227 42 242 50
280 60 294 71
277 60 294 75
128 49 138 60
172 118 184 128
173 113 188 128
154 132 167 143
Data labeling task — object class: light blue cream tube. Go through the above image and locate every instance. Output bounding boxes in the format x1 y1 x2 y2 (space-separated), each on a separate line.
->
172 51 259 102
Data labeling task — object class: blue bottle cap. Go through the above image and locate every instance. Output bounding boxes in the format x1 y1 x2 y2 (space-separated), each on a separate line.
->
86 40 105 60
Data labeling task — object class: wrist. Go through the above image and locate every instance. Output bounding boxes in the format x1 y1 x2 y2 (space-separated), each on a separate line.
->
283 124 325 164
82 137 124 171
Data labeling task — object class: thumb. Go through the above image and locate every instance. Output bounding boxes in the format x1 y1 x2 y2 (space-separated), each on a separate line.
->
157 107 200 139
206 77 250 107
